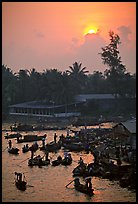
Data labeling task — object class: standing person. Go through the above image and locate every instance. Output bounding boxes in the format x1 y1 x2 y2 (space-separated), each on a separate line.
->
85 177 92 190
42 137 45 147
45 150 49 161
30 147 34 159
54 133 57 143
8 140 12 148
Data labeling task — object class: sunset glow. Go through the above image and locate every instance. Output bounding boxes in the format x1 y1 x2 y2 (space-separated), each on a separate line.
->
2 2 136 74
84 27 98 35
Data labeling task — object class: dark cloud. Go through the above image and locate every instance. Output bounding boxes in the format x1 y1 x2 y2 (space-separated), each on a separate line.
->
117 25 131 43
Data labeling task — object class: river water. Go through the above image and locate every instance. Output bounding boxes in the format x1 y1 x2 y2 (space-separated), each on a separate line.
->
2 123 136 202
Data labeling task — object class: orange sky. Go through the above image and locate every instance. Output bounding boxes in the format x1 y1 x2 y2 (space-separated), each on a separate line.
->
2 2 136 74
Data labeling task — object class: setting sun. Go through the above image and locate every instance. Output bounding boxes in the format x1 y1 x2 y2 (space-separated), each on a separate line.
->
88 29 97 34
84 26 98 35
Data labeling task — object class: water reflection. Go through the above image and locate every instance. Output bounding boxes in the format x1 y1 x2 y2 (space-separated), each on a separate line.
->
2 123 136 202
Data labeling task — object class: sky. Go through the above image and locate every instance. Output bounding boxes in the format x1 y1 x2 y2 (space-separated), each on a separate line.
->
2 2 136 74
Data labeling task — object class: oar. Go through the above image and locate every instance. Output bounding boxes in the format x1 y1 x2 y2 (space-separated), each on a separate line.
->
2 147 8 152
18 157 30 165
65 179 75 188
26 184 34 187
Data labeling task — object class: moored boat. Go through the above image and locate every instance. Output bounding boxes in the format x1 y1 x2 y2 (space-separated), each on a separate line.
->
75 183 94 196
5 132 22 139
17 134 46 143
52 156 62 166
61 154 72 166
28 155 50 166
8 147 19 154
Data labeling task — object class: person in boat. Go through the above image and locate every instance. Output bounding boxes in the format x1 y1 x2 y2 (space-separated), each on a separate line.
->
15 172 22 182
74 177 80 187
10 125 13 132
85 177 92 190
8 140 12 148
45 150 49 161
42 137 46 147
26 144 29 149
30 148 34 159
68 153 72 161
117 157 122 166
54 133 57 143
57 155 62 161
64 151 68 159
78 157 84 166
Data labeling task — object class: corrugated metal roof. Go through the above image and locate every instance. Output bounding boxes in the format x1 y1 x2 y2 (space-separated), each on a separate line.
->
121 119 136 134
75 94 115 102
9 101 82 109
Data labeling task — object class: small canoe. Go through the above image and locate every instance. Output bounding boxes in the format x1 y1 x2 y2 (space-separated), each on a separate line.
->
75 184 94 196
61 156 72 166
8 147 19 154
5 133 22 139
52 156 62 166
28 155 50 166
15 180 27 191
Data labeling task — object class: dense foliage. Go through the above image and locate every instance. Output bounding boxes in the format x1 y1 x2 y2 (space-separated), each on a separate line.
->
2 32 136 115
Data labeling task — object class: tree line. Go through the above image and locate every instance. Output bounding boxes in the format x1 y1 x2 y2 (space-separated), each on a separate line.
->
2 31 136 114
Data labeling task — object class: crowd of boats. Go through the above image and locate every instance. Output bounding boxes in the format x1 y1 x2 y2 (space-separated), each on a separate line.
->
4 122 136 195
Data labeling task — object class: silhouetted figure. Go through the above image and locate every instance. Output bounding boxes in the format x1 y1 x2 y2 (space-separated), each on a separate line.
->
8 140 12 148
85 177 92 190
54 133 57 143
74 178 80 187
15 172 22 181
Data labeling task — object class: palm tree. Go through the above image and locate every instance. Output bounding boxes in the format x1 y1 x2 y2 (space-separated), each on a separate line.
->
66 62 89 94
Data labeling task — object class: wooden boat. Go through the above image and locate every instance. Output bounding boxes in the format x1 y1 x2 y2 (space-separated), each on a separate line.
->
61 155 72 166
28 155 50 166
5 133 22 139
72 164 87 177
22 145 30 153
52 156 62 166
11 124 34 131
17 134 46 143
8 147 19 154
15 179 27 191
75 183 94 196
62 142 84 152
44 141 61 152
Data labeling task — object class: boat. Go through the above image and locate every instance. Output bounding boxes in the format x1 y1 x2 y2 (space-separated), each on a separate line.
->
15 173 27 191
52 156 62 166
22 145 30 153
8 147 19 154
5 132 22 139
17 134 46 143
15 179 27 191
62 142 84 152
74 183 94 196
61 154 72 166
28 155 50 166
43 141 61 152
11 123 34 131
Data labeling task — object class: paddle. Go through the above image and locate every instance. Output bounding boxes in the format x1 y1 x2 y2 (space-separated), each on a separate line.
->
2 147 8 152
26 184 34 187
18 157 30 165
65 179 75 188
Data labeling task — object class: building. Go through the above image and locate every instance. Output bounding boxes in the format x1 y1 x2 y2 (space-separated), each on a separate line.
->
112 119 136 149
8 100 81 120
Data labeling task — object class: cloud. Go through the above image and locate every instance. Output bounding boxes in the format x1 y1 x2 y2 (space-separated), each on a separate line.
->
117 25 131 43
33 29 45 38
74 33 107 72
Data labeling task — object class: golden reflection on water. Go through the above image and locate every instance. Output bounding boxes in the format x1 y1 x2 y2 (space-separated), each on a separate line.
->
2 123 136 202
